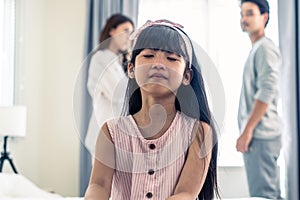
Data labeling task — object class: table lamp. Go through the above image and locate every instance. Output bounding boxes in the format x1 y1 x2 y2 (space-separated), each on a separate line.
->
0 106 27 173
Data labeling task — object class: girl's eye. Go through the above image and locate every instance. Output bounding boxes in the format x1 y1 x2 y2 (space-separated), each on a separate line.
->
167 57 178 62
143 54 154 58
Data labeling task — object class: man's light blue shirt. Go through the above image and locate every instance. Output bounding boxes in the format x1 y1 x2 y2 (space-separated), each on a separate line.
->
238 36 282 139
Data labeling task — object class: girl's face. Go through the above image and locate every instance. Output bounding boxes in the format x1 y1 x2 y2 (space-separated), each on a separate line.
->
109 22 134 52
131 48 190 95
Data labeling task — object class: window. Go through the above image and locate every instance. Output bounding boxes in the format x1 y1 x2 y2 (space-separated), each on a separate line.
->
0 0 16 106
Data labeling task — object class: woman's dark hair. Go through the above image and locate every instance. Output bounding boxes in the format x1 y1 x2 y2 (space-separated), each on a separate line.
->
99 13 134 48
99 13 134 72
122 25 220 200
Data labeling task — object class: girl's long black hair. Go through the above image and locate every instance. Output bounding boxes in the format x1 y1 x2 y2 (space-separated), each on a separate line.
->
122 25 220 200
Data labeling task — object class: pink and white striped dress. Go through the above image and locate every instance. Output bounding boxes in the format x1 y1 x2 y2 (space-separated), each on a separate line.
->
107 111 197 200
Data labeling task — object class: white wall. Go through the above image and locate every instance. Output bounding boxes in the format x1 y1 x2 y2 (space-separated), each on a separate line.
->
3 0 86 197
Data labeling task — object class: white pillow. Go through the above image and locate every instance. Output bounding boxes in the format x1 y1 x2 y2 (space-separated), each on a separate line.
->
0 173 62 198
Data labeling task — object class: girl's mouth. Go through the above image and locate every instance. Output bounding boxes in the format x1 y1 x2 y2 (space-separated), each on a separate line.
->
149 73 167 79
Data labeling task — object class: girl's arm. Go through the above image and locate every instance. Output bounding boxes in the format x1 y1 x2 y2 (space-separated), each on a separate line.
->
167 122 212 200
84 123 115 200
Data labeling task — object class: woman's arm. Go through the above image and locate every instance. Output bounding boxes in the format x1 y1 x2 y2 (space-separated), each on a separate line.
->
167 122 213 200
87 52 105 98
84 123 115 200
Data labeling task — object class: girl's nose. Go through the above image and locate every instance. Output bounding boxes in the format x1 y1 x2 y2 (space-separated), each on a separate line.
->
151 62 166 70
151 52 167 69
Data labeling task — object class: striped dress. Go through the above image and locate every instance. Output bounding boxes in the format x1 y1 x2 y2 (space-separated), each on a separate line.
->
107 111 197 200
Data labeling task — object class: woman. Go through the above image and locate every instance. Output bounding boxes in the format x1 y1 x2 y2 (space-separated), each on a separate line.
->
85 14 134 156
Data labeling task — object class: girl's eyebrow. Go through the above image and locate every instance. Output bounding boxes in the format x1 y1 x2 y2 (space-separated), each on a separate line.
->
165 51 181 57
151 48 181 56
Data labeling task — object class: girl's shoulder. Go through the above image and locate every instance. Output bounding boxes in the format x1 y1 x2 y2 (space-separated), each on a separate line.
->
199 121 212 135
177 112 212 136
106 115 133 125
179 112 212 136
178 112 210 129
178 111 197 122
105 115 138 139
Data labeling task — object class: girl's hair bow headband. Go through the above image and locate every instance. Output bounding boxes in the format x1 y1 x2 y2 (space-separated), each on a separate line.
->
129 19 184 40
130 19 193 69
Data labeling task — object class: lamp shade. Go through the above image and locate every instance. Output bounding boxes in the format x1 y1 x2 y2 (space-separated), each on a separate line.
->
0 106 27 137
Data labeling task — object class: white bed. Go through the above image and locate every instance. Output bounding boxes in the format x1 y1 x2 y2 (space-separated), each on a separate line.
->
0 173 269 200
0 173 82 200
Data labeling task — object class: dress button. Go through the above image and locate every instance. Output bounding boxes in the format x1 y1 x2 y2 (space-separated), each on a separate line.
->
148 169 155 175
146 192 153 198
149 143 156 149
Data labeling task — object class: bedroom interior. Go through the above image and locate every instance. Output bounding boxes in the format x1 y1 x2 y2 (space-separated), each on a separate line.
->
0 0 298 199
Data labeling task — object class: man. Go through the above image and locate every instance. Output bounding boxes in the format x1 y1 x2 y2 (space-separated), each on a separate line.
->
236 0 282 199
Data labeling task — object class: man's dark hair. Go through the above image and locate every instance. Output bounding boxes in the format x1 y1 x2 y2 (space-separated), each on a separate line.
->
241 0 270 27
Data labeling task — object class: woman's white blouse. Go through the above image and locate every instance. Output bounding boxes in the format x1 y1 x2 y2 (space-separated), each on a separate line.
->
85 49 128 156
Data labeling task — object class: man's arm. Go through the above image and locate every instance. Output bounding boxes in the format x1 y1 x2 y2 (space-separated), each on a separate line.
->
236 99 268 153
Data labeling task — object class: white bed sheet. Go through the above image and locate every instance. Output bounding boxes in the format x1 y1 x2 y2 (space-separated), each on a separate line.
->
0 173 82 199
0 198 268 200
0 198 82 200
0 173 268 200
223 199 269 200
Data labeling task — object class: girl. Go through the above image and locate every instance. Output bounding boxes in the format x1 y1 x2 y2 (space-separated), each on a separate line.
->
85 14 134 156
84 20 219 200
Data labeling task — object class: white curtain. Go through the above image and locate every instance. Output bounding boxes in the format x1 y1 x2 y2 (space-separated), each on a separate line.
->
278 0 299 199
